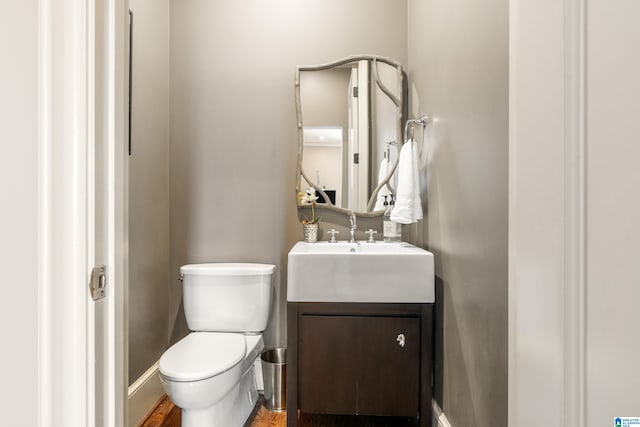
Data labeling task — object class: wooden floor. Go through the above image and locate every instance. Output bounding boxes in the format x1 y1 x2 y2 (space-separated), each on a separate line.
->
248 404 285 427
139 395 181 427
140 395 419 427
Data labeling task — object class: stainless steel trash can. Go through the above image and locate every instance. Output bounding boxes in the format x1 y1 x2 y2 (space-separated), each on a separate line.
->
261 348 286 412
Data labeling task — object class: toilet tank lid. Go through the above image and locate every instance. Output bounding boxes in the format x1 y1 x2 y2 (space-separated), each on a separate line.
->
180 263 275 276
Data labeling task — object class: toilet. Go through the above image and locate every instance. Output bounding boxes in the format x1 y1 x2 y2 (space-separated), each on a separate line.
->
159 263 275 427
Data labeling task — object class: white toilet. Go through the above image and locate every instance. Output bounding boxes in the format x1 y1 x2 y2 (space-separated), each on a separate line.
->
159 263 275 427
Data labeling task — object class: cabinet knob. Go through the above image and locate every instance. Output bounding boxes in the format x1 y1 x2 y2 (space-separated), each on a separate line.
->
396 333 406 347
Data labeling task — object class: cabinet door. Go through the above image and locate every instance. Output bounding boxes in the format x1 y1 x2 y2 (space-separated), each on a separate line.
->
299 315 360 415
298 315 420 417
356 316 420 416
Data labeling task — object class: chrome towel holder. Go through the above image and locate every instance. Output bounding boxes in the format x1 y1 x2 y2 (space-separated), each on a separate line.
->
404 115 429 141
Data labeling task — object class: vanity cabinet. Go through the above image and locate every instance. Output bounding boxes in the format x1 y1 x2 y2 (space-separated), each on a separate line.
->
287 302 433 427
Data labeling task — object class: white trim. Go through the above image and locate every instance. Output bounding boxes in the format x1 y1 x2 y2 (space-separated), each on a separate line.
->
38 0 91 426
563 0 587 424
87 0 97 423
128 363 164 427
38 1 53 424
38 1 129 426
431 400 452 427
509 0 587 426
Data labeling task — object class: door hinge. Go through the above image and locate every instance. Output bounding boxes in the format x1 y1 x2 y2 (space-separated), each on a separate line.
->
353 153 359 164
90 265 107 301
353 86 359 97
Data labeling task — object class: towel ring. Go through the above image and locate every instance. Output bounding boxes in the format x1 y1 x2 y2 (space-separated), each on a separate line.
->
404 116 429 142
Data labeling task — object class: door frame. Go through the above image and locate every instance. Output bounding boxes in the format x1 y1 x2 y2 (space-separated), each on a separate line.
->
37 0 128 426
509 0 587 425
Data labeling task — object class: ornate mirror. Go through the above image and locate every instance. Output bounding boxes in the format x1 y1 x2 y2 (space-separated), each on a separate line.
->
295 55 406 215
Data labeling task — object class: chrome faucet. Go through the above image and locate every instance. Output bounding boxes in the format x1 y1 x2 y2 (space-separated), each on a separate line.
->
349 212 357 243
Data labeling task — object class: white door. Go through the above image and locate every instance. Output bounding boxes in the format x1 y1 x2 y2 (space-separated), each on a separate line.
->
348 65 359 210
355 60 370 211
92 0 129 426
347 60 370 212
93 2 110 426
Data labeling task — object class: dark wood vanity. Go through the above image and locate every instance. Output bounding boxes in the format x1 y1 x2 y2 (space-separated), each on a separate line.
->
290 52 431 425
286 302 434 427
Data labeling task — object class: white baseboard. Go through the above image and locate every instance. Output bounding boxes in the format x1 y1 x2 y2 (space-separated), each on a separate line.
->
432 399 453 427
128 362 165 427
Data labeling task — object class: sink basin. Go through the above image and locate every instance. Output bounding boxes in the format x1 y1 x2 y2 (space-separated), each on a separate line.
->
287 241 435 303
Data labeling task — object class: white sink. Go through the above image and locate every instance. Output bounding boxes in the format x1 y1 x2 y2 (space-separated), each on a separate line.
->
287 241 435 303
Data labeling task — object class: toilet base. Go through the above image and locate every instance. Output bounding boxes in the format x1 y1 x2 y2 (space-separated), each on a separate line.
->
181 366 259 427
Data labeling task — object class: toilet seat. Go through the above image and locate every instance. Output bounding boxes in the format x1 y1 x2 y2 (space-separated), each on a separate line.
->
159 332 246 382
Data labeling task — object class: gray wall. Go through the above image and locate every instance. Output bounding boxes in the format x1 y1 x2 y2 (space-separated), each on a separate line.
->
0 1 38 425
169 0 408 348
299 68 351 128
128 0 171 384
407 1 508 426
135 3 511 425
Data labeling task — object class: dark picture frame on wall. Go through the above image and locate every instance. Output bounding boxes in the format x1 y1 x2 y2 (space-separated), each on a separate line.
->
128 10 133 155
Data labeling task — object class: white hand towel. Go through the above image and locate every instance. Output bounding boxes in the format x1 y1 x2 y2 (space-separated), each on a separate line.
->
374 157 392 211
390 138 423 224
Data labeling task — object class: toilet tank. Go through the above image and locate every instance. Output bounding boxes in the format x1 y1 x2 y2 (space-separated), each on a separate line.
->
180 263 275 333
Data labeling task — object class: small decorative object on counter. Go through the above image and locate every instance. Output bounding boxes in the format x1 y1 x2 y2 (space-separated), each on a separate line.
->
299 187 321 243
302 223 319 243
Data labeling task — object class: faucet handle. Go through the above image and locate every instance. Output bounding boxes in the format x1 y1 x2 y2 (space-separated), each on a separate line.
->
365 229 377 243
327 229 339 243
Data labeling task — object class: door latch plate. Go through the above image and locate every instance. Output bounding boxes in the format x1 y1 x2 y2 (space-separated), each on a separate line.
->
91 265 107 301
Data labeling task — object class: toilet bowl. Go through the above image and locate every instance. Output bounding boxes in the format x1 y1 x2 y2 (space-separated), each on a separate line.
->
160 332 264 426
158 263 275 427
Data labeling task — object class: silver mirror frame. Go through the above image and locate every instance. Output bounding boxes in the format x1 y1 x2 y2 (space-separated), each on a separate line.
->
295 54 405 216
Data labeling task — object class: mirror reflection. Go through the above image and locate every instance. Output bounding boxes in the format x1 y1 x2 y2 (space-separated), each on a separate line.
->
295 55 406 214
